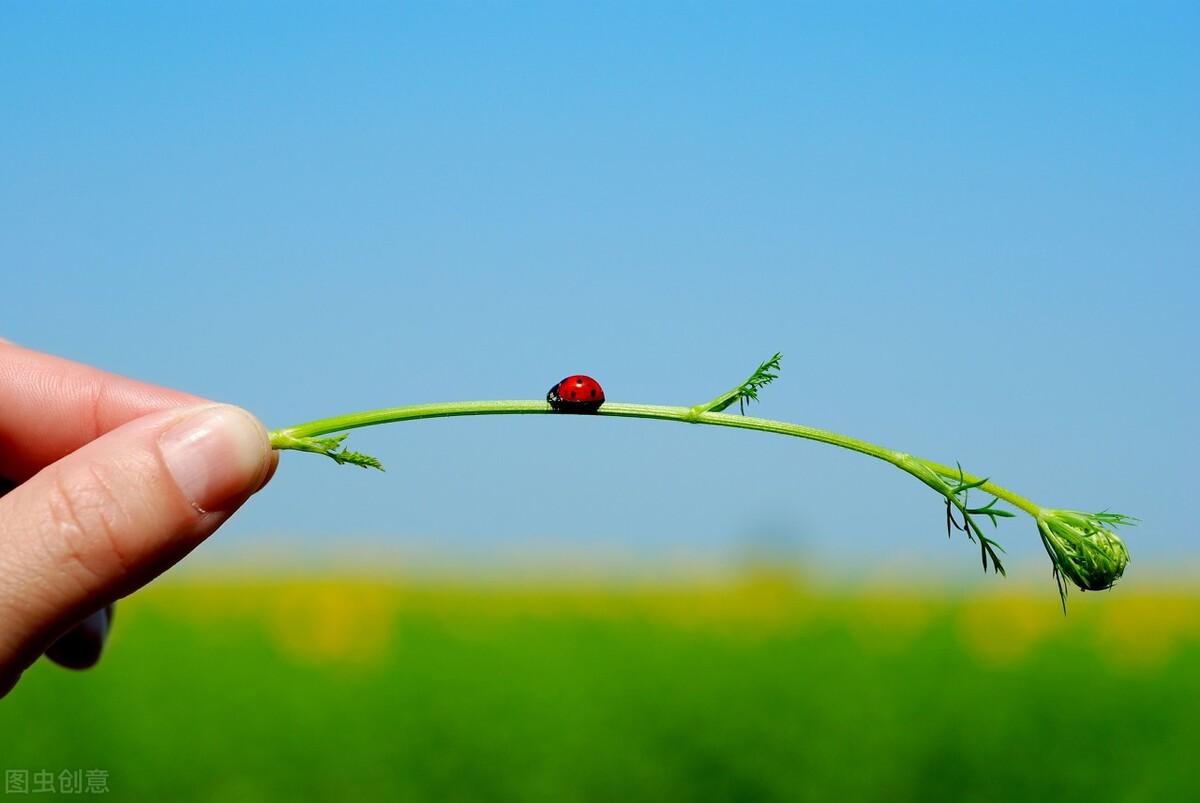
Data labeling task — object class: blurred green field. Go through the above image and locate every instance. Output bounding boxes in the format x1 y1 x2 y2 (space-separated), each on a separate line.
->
2 574 1198 802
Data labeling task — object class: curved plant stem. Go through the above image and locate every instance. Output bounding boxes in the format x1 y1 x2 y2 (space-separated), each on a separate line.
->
269 400 1042 517
268 352 1133 607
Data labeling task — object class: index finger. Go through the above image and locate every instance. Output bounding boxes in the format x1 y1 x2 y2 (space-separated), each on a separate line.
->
0 340 202 481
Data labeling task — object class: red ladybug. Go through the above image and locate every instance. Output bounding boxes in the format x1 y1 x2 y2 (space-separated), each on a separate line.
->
547 374 605 414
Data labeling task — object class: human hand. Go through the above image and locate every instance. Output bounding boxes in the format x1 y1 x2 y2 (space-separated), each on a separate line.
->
0 342 276 696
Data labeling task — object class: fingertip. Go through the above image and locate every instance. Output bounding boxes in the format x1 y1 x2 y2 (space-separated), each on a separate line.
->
158 404 273 514
45 605 113 670
258 449 280 493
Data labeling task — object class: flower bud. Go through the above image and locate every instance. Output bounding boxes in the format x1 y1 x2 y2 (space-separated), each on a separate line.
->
1037 510 1131 592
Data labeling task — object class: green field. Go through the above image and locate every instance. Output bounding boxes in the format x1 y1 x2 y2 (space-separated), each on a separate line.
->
3 575 1198 802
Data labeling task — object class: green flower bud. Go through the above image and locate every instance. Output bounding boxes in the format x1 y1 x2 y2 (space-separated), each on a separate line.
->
1037 510 1132 592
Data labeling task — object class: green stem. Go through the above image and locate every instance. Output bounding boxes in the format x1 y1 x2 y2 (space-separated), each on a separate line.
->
918 459 1042 518
270 400 1044 518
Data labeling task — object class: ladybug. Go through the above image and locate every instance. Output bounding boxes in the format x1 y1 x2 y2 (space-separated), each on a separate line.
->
547 374 605 414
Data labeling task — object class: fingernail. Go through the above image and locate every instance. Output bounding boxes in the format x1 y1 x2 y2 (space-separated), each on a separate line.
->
158 406 270 513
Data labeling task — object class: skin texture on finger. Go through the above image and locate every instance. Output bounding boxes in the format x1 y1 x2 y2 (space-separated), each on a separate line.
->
0 404 273 696
0 411 276 679
0 341 200 482
4 479 122 672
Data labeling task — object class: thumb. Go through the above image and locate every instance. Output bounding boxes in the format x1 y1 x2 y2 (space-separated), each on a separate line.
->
0 404 273 691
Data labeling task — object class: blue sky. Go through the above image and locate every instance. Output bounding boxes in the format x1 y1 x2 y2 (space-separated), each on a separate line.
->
2 3 1197 578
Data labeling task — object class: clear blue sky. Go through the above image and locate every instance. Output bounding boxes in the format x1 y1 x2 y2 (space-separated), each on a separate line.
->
3 3 1197 577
